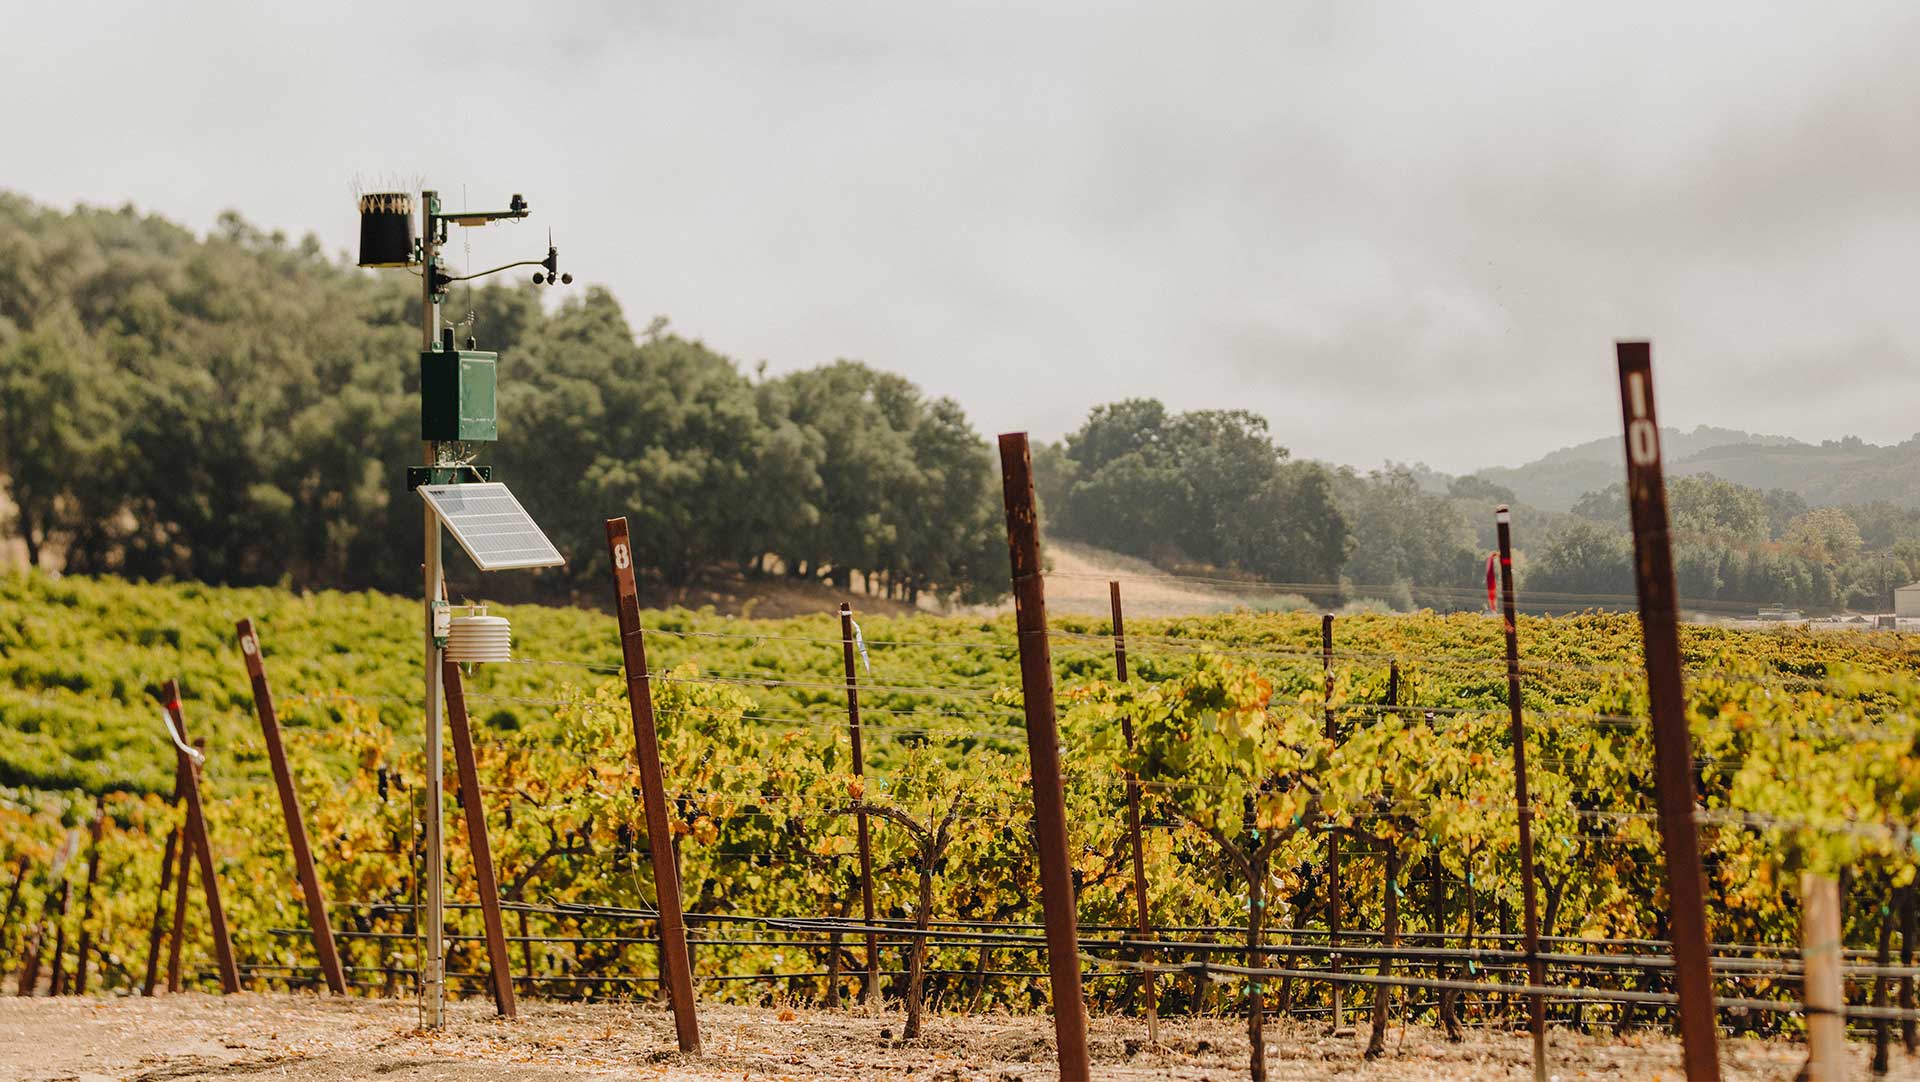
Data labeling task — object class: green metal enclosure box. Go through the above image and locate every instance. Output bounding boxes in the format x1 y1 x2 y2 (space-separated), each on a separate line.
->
420 348 498 442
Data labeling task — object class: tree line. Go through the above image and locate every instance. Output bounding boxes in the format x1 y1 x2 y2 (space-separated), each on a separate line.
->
5 194 1915 614
0 196 1002 603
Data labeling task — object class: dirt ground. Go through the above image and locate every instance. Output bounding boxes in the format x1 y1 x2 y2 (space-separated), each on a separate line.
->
1 993 1910 1082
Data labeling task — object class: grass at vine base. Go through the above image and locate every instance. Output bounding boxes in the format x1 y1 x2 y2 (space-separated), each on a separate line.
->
0 993 1890 1081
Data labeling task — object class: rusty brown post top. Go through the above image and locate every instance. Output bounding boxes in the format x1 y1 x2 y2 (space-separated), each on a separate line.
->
236 619 347 995
1615 342 1722 1082
605 517 702 1054
998 432 1091 1082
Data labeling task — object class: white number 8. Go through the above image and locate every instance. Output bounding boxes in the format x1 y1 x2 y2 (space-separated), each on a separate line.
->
614 543 631 570
240 635 257 656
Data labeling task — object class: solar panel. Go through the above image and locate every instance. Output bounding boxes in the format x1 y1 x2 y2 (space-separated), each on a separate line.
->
419 482 565 571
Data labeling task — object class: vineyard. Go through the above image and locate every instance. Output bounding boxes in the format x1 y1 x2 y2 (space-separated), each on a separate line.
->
4 557 1920 1078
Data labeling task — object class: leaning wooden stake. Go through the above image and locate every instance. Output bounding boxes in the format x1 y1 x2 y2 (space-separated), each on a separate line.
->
442 658 517 1018
236 619 347 995
1109 581 1159 1045
605 517 701 1054
1496 506 1549 1082
162 683 241 994
838 603 881 1008
997 432 1091 1082
1614 342 1722 1081
71 798 106 995
1801 872 1846 1081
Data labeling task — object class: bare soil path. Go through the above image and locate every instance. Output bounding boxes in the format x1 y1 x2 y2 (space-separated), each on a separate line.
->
0 994 1906 1082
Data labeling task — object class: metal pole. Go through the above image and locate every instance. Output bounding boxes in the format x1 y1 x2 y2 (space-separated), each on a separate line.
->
164 688 240 993
166 763 191 993
45 879 70 995
1323 612 1344 1030
1614 341 1722 1082
0 855 28 977
996 432 1091 1082
237 619 346 995
1109 581 1158 1044
1496 507 1548 1082
838 603 881 1008
71 798 105 995
419 188 447 1029
605 517 701 1053
442 658 517 1018
141 817 179 996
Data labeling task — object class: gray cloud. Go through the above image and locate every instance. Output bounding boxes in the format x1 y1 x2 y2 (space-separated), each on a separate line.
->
6 1 1918 473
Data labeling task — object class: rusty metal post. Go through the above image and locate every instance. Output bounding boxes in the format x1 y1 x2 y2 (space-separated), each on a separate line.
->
236 619 347 995
166 766 191 993
141 818 179 996
1496 507 1549 1081
1615 342 1722 1081
605 518 701 1053
1322 612 1344 1029
71 798 106 995
45 879 70 995
1109 581 1159 1044
442 658 517 1018
163 685 241 994
839 603 881 1008
0 855 28 975
14 885 45 995
997 432 1091 1082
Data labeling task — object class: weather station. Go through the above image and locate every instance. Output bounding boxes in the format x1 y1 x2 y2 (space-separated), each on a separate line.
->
356 188 570 1027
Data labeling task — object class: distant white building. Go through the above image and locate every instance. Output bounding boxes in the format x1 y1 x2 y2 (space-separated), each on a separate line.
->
1897 583 1920 619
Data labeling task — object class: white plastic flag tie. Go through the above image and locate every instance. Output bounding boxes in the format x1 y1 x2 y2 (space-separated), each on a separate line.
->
161 709 206 766
850 619 870 674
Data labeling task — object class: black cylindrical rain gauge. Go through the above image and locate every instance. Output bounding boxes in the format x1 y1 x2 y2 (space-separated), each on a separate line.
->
357 192 416 267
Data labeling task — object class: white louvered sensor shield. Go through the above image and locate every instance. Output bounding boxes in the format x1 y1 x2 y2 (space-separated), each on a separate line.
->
446 613 511 663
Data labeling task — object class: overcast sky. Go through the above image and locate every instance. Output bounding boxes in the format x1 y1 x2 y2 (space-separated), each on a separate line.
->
7 2 1919 473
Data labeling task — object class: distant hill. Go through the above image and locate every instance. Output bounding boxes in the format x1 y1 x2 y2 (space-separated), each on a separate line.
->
1471 427 1920 511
